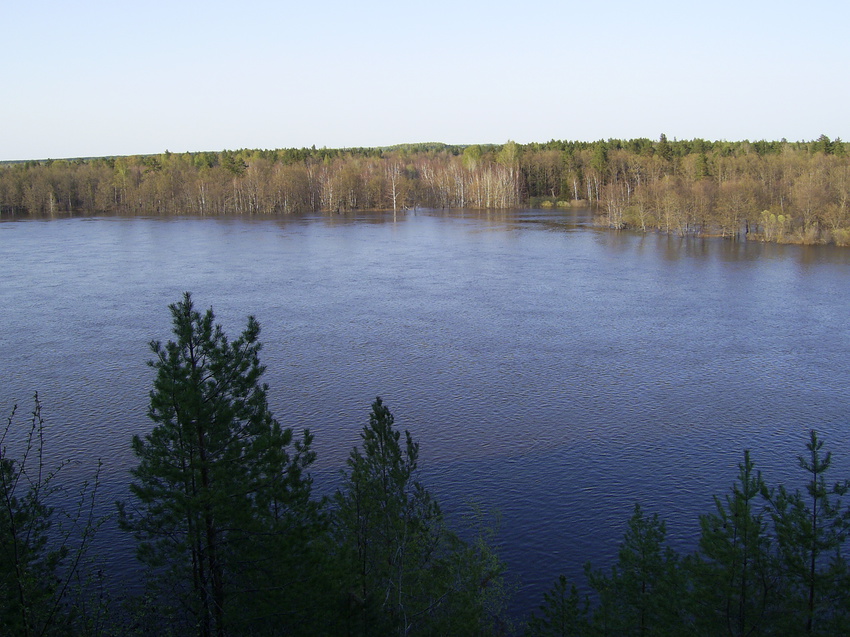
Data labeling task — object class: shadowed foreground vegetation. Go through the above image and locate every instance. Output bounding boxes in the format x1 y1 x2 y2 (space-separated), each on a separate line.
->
3 295 850 636
2 135 849 244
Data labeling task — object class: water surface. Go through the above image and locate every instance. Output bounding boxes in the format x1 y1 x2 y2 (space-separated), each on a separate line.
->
2 208 849 617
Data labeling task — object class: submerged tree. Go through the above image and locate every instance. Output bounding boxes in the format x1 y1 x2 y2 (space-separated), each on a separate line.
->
119 293 317 637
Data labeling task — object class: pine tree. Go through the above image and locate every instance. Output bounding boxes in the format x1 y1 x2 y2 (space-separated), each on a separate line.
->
687 450 782 636
119 293 316 637
526 575 589 637
767 430 850 634
333 397 506 636
584 504 683 636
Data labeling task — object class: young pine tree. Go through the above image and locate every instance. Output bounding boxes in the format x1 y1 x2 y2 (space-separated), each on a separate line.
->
687 450 782 637
119 293 317 637
333 397 507 636
526 575 589 637
584 504 683 637
767 430 850 634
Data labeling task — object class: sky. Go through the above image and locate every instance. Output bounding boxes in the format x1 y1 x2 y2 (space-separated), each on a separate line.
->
2 0 848 161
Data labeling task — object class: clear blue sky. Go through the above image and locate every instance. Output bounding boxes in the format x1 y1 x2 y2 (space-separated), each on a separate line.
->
2 0 847 160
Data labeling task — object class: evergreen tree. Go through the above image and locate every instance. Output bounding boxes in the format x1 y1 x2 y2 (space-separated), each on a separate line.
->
333 397 506 636
119 293 316 637
694 152 710 179
656 134 672 162
584 504 683 636
616 504 683 635
687 451 782 636
525 575 589 637
767 430 850 634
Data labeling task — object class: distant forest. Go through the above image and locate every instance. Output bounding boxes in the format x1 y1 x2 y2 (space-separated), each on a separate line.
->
1 135 848 244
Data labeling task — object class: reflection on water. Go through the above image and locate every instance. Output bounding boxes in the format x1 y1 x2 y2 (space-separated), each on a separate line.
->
1 208 849 617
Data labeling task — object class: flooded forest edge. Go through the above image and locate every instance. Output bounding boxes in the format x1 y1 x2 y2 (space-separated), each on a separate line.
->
2 135 849 245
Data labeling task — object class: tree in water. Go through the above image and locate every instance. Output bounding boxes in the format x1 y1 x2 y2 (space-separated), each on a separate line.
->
120 293 317 637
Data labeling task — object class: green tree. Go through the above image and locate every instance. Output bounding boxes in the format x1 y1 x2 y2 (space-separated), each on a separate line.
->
333 397 506 636
694 152 710 180
687 451 782 636
0 394 103 637
463 145 483 171
656 134 672 162
119 293 316 637
497 140 521 171
614 504 683 635
585 504 683 636
812 135 834 155
525 575 589 637
767 430 850 634
590 143 609 177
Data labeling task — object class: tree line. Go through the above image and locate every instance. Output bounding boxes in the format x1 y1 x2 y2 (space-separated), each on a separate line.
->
1 136 848 244
3 295 850 636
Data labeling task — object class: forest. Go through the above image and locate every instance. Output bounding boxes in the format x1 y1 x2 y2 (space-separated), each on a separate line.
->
3 294 850 636
1 135 848 245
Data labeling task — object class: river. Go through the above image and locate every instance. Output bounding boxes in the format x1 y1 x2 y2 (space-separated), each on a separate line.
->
1 208 849 619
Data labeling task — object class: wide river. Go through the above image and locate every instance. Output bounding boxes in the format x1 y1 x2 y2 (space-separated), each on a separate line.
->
2 208 850 619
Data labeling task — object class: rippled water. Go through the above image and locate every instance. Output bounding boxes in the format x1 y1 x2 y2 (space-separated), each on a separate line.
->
2 208 849 617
